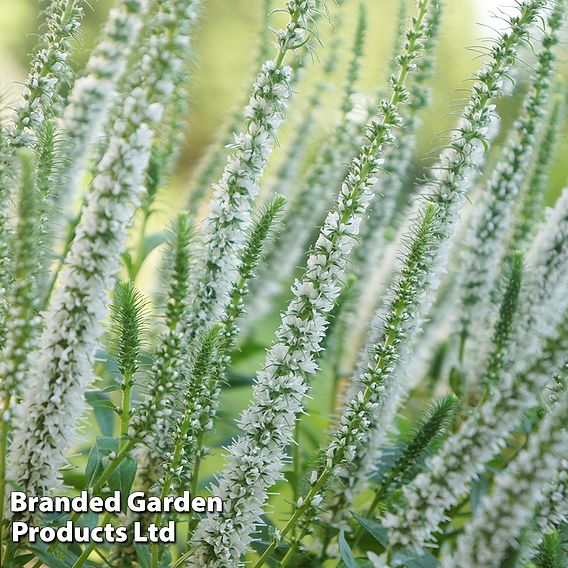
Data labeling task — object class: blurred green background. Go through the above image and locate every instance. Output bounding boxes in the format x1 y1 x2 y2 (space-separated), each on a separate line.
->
2 0 567 222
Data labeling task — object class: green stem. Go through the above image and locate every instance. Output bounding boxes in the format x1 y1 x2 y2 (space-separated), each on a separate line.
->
253 468 333 568
190 430 205 498
352 482 391 549
93 440 136 496
43 210 81 309
151 408 192 568
129 209 151 280
120 373 133 450
292 421 301 507
329 365 340 417
32 444 136 566
278 525 308 568
0 398 11 565
4 539 17 565
71 511 112 568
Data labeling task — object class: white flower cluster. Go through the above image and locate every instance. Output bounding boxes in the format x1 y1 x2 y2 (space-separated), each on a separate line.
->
457 0 562 378
514 186 568 369
185 61 292 335
60 0 149 207
0 156 41 412
321 0 537 522
10 0 84 148
184 3 320 339
450 378 568 567
8 0 201 497
533 458 568 536
276 0 318 52
383 182 568 549
242 118 360 335
188 116 393 565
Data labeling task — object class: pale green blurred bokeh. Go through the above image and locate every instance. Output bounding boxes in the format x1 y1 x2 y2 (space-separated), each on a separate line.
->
2 0 567 218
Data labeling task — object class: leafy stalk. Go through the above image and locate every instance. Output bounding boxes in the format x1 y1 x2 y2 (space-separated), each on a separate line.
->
484 251 524 387
456 2 563 374
533 532 566 568
190 3 440 564
0 151 39 561
509 88 566 253
353 395 458 546
109 281 148 446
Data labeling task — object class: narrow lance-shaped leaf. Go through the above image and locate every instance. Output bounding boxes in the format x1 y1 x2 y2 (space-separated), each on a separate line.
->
532 531 566 568
484 251 524 387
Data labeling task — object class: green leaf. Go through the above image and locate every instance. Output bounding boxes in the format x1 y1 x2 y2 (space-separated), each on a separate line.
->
85 391 116 437
231 340 266 364
225 371 255 387
352 513 389 547
75 511 99 530
135 543 152 568
108 454 137 509
339 529 358 568
141 231 167 259
30 542 79 568
449 367 465 398
470 474 489 513
10 553 35 567
85 437 119 489
85 437 136 505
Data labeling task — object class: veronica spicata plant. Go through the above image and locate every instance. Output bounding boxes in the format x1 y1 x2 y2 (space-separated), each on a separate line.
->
8 0 201 498
187 2 440 565
1 0 568 566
